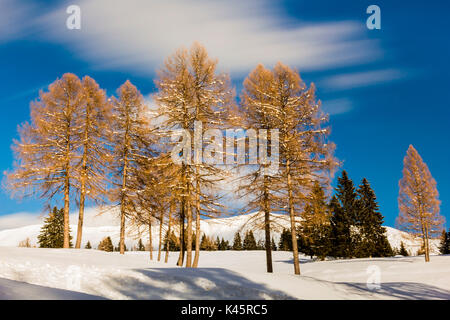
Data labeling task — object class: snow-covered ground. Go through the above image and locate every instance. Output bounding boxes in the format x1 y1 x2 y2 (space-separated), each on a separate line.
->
0 211 446 299
0 247 449 300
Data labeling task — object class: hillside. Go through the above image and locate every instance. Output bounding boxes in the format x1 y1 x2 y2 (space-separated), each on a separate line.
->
0 211 439 255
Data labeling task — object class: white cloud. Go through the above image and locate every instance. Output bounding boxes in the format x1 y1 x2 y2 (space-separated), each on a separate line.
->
321 98 354 115
0 212 43 230
0 0 36 42
0 207 120 231
321 69 405 90
30 0 380 75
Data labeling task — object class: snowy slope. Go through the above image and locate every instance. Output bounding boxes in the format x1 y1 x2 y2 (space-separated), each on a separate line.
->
0 247 449 300
0 211 440 255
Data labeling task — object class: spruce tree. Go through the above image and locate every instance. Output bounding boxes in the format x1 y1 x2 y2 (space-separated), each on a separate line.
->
398 241 409 256
200 234 208 250
38 207 73 248
356 178 393 257
278 228 293 251
256 240 265 250
243 230 257 250
271 237 277 251
219 238 228 251
137 238 145 251
300 181 331 260
98 236 113 252
439 229 450 254
330 171 357 258
232 232 243 250
163 230 179 251
85 241 92 249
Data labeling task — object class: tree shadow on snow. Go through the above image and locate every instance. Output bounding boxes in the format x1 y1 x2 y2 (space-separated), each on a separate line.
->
275 257 316 264
338 282 450 300
89 268 295 300
0 278 106 300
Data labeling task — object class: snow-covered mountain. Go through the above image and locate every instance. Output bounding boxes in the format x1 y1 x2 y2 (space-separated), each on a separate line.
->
0 211 440 255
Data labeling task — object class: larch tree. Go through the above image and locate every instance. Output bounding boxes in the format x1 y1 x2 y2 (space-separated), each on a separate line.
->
154 43 234 268
270 62 335 275
397 145 444 262
110 80 155 254
5 73 83 248
238 63 335 274
74 76 112 249
237 64 282 273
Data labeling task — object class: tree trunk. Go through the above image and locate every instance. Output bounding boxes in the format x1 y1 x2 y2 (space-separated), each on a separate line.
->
63 172 71 249
158 212 164 261
63 121 71 249
185 200 193 267
177 201 185 266
263 177 273 273
76 106 90 249
193 179 201 268
148 218 153 260
119 206 126 254
287 160 300 275
118 152 128 255
424 223 430 262
165 204 172 263
76 189 85 249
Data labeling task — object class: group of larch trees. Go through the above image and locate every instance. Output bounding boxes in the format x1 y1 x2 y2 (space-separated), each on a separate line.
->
8 42 442 272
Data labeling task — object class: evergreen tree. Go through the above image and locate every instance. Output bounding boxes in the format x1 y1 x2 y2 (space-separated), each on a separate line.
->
163 230 179 251
299 181 331 260
256 240 265 250
114 242 127 252
38 207 73 248
278 228 293 251
232 232 243 250
356 178 393 257
200 234 208 250
330 171 358 258
271 237 277 251
215 236 221 250
398 241 409 256
137 238 146 251
85 241 92 249
200 234 217 251
243 230 257 250
219 238 229 251
439 229 450 254
98 236 113 252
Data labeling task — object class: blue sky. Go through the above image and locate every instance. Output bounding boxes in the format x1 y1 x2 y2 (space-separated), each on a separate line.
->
0 0 449 228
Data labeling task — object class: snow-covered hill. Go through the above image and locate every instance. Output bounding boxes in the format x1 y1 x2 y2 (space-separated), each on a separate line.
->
0 211 440 255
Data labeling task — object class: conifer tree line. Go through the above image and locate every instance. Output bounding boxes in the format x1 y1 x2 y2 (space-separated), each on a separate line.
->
276 171 394 259
4 42 445 273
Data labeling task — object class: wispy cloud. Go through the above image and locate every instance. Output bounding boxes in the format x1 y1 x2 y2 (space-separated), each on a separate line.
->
0 0 36 42
4 0 382 75
321 98 354 115
321 69 406 90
